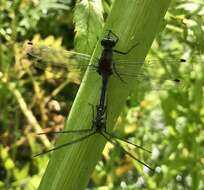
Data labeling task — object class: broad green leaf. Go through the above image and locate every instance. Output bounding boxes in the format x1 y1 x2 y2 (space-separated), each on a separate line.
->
73 0 104 54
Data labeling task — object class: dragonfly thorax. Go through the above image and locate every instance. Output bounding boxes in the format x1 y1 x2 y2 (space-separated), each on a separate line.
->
97 49 113 77
94 117 105 132
101 38 116 48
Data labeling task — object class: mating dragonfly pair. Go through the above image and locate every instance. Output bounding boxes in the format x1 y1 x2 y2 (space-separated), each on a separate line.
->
26 30 188 171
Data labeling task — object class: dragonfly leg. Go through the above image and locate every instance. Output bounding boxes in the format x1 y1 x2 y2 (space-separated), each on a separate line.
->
88 103 97 130
34 131 97 157
37 128 93 135
107 30 119 43
113 42 139 55
112 62 127 84
100 132 154 172
88 103 95 119
103 131 151 153
37 104 96 135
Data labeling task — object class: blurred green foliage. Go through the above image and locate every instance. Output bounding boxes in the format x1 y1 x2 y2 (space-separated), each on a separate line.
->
0 0 204 189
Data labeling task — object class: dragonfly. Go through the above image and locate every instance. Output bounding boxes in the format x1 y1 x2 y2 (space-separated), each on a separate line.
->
26 31 188 171
24 32 189 92
35 100 154 171
31 31 156 171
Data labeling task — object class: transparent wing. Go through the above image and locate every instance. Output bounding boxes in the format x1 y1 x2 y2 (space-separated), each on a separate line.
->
24 42 98 73
112 58 190 90
114 58 189 77
24 42 190 89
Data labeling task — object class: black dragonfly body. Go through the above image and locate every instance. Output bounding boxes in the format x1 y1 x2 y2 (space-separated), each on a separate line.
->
95 30 138 109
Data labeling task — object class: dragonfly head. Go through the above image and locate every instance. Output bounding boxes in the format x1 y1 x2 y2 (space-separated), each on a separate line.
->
101 38 116 48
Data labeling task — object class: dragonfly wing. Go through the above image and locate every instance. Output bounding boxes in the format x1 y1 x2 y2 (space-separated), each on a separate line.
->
112 73 184 90
114 58 189 73
113 58 190 90
24 42 99 73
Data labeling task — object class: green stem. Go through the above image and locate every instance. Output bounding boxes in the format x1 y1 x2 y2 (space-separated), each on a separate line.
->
38 0 171 189
6 81 51 148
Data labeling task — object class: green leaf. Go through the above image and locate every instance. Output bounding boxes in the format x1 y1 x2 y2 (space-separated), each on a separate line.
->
37 0 172 190
73 0 104 54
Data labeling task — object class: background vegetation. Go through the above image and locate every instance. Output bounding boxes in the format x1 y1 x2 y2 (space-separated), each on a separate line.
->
0 0 204 189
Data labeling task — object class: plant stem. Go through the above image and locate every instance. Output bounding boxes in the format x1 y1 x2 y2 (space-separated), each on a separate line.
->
38 0 171 189
0 77 51 148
